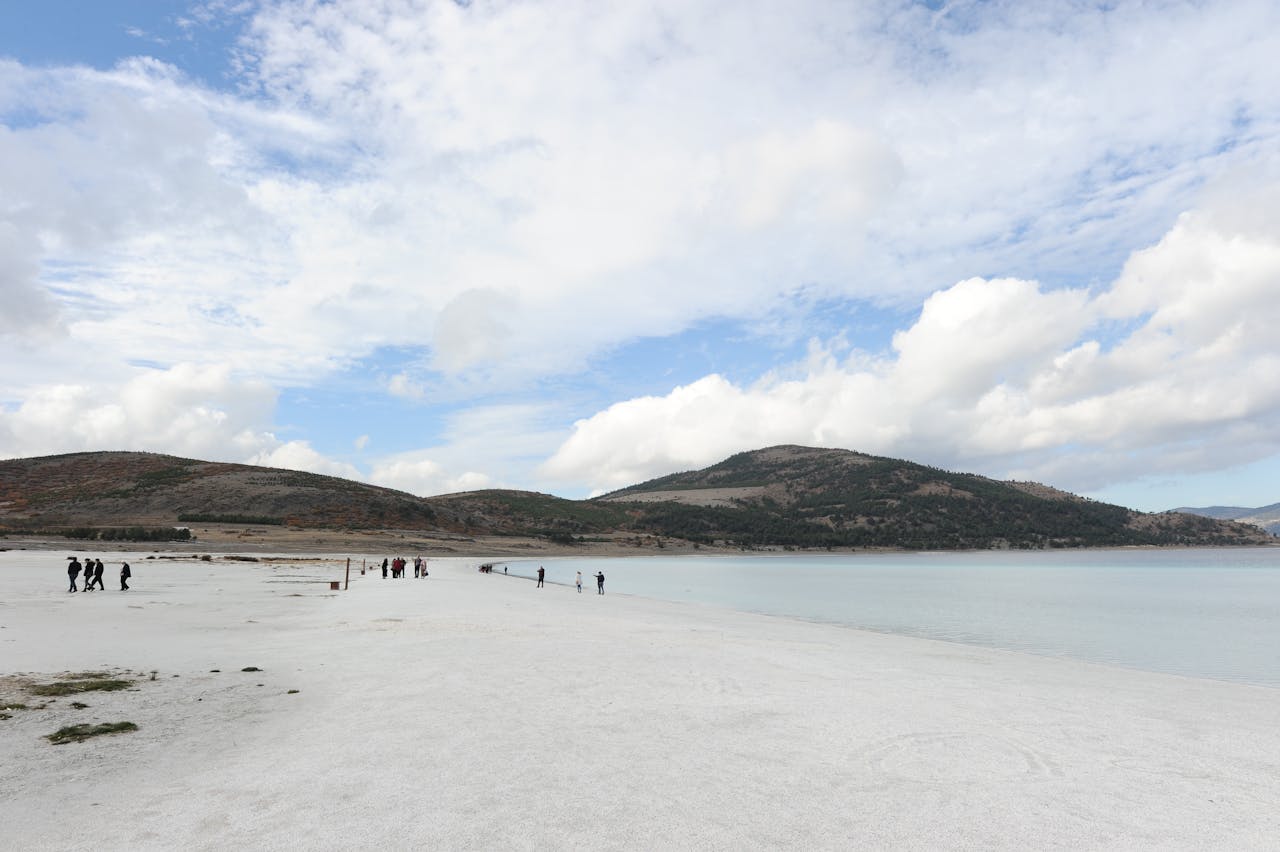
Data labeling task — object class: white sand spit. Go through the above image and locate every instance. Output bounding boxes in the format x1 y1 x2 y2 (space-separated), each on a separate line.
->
1 551 1277 850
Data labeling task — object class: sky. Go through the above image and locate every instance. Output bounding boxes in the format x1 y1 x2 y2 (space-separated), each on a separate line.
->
2 0 1280 512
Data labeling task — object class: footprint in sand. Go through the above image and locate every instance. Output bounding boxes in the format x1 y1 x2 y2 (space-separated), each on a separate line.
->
860 731 1061 784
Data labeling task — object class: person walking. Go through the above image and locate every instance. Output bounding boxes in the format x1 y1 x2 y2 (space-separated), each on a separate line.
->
536 566 545 588
67 557 82 592
576 570 583 593
120 561 131 591
595 571 605 594
382 557 389 579
91 558 106 591
81 556 93 592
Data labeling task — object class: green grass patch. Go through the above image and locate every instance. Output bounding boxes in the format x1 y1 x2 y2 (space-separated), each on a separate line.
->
45 721 138 744
28 678 132 697
0 702 28 711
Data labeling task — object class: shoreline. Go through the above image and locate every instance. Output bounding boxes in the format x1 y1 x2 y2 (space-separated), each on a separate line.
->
2 527 1276 558
2 550 1279 849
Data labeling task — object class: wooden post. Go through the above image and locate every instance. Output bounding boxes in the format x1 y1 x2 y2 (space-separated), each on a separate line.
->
344 557 351 590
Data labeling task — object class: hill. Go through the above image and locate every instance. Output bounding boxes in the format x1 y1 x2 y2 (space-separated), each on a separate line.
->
0 451 457 533
0 447 1273 550
1175 502 1280 535
600 446 1274 549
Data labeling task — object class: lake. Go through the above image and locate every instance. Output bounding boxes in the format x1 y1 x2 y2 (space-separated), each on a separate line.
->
500 548 1280 688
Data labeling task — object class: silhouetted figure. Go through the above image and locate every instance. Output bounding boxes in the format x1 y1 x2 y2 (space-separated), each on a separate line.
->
81 556 93 592
120 562 131 591
92 558 106 590
382 558 389 579
67 558 82 592
595 572 605 594
536 566 545 588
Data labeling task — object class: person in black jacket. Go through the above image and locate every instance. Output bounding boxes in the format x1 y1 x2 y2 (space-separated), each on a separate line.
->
67 557 82 592
120 562 131 591
92 558 106 590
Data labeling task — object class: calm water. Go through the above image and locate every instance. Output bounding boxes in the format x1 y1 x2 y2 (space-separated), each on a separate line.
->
504 548 1280 688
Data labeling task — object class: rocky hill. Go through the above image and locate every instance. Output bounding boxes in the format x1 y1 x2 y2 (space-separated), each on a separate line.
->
0 447 1273 550
1174 502 1280 535
599 446 1274 549
0 452 457 532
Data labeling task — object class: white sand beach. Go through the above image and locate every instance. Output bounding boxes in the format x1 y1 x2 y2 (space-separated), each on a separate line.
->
1 550 1278 850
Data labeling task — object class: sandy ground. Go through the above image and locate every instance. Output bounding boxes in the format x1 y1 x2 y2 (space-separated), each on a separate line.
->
1 549 1278 851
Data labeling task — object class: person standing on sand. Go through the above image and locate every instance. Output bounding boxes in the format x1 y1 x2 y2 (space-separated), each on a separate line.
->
595 572 605 594
120 561 131 591
576 571 583 593
67 557 82 592
92 558 106 591
81 556 94 592
537 566 545 588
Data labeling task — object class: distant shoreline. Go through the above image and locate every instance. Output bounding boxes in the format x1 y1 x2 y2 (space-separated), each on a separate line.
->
2 526 1275 558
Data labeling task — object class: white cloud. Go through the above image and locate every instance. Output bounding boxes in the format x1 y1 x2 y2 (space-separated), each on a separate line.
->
368 455 492 497
248 440 363 480
4 0 1280 505
0 363 278 461
545 190 1280 494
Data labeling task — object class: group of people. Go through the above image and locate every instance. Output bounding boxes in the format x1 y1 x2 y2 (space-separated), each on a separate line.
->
66 556 130 592
534 565 605 594
381 556 429 579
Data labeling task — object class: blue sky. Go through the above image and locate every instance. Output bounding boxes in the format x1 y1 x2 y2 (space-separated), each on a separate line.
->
3 0 1280 512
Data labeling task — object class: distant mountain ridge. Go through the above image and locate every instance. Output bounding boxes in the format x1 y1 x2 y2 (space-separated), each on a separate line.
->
1175 502 1280 535
0 447 1273 550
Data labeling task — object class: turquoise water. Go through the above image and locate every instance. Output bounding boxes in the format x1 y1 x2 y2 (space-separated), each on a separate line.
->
503 548 1280 688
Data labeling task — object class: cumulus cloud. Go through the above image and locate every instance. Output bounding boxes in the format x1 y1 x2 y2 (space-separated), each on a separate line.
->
6 1 1280 389
0 363 278 461
545 193 1280 494
248 440 363 480
368 455 492 496
4 0 1280 503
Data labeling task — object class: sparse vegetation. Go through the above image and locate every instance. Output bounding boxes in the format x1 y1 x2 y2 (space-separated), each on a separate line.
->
29 678 132 697
178 513 284 525
10 525 191 541
45 721 138 744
